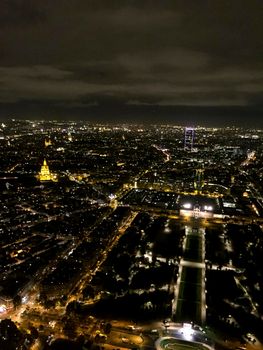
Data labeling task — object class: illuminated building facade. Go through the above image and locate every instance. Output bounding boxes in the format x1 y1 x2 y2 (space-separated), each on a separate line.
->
38 159 58 182
45 138 52 147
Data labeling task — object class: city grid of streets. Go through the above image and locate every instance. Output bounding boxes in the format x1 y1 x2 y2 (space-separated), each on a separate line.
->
0 121 263 350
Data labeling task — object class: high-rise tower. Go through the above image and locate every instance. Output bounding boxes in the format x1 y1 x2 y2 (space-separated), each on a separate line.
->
184 127 195 151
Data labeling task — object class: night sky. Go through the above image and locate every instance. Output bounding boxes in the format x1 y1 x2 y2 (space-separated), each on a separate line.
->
0 0 263 127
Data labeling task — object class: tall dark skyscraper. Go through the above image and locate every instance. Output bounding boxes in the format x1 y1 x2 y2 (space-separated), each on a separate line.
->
184 127 195 151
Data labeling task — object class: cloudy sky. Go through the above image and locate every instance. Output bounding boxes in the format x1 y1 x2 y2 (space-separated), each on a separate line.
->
0 0 263 126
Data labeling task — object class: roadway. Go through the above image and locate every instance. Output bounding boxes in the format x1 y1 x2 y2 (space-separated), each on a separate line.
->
12 211 139 322
68 210 138 301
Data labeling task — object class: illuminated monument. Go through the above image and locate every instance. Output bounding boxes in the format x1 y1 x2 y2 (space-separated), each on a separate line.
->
38 159 58 182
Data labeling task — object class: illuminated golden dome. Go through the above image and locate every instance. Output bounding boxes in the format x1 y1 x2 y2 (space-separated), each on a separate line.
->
38 159 58 182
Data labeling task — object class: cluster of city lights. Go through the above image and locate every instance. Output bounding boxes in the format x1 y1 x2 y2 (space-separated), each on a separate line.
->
204 205 213 211
182 203 213 212
0 304 7 313
182 203 192 209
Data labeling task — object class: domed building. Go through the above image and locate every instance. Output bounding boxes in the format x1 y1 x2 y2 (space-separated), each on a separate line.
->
37 159 58 182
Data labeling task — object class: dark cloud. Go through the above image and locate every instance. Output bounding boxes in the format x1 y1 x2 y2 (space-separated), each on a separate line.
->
0 0 263 126
0 0 48 27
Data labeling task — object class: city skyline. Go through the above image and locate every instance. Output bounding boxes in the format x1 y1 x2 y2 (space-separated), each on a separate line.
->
0 121 263 349
0 1 263 126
